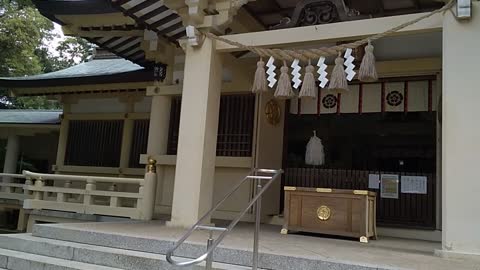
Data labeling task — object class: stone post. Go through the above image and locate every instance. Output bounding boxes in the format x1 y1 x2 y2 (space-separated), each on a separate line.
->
139 158 157 220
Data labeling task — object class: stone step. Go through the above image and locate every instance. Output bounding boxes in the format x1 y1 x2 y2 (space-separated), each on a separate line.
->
0 248 121 270
0 234 253 270
32 223 385 270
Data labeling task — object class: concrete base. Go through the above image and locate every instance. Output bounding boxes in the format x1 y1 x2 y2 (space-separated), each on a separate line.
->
268 215 442 242
376 227 441 242
435 249 480 261
20 221 480 270
25 209 129 232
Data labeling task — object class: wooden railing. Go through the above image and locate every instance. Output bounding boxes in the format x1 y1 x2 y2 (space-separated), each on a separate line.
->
22 169 156 220
0 173 30 202
0 160 158 220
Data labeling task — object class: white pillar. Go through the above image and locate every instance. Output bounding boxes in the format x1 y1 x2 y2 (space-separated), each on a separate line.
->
147 95 171 156
440 2 480 257
145 94 171 214
169 38 223 227
119 117 134 171
3 134 20 180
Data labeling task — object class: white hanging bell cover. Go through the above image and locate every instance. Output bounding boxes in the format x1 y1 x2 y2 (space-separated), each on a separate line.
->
305 131 325 166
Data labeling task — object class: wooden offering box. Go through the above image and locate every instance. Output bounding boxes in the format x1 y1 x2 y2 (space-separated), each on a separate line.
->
282 187 377 242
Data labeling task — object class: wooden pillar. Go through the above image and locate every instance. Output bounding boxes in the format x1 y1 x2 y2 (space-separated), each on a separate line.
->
55 104 70 169
168 37 223 227
145 94 172 216
119 116 134 171
147 95 171 156
3 133 20 181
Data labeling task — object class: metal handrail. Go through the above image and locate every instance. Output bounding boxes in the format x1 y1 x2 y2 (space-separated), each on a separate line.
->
166 168 283 269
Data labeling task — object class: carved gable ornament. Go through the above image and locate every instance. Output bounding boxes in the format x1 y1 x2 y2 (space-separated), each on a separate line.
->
271 0 369 29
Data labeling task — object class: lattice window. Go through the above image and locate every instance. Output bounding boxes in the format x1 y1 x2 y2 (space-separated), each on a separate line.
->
167 94 255 157
65 120 124 167
129 119 150 168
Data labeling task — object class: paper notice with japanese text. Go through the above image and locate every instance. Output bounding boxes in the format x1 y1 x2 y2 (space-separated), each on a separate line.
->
381 174 399 199
368 174 380 189
401 176 427 194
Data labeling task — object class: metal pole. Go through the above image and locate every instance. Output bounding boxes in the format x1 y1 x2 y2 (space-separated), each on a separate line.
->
206 231 214 270
252 181 262 270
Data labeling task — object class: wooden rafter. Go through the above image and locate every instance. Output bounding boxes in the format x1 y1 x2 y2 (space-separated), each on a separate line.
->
111 0 185 45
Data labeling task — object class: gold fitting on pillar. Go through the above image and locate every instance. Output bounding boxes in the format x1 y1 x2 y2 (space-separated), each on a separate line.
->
147 158 157 173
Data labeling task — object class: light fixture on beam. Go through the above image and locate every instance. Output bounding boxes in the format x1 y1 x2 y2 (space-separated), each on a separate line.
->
456 0 471 20
185 25 204 47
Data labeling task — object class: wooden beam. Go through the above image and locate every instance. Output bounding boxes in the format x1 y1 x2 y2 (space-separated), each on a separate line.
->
66 29 144 38
215 12 443 52
146 85 182 96
230 8 265 32
56 14 135 26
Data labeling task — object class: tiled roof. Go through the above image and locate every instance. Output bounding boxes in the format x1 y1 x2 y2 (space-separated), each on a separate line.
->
0 58 143 81
0 110 62 125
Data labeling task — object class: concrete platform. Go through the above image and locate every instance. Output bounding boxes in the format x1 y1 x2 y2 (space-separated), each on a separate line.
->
30 221 480 270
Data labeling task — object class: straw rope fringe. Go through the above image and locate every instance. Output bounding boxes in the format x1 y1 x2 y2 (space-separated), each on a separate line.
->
201 0 454 61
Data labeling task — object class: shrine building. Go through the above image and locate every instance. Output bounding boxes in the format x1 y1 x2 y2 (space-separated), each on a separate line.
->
0 0 479 269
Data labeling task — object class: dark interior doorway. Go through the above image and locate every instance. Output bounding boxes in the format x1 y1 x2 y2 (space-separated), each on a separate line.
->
281 111 437 229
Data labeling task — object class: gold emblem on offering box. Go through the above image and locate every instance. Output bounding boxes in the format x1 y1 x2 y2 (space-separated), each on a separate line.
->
317 205 331 221
265 99 281 126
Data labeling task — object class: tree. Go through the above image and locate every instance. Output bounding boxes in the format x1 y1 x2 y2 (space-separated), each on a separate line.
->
0 0 92 109
0 2 52 77
56 37 92 67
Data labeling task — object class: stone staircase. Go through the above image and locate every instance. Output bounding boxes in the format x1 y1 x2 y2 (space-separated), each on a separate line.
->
1 222 472 270
0 228 254 270
0 222 390 270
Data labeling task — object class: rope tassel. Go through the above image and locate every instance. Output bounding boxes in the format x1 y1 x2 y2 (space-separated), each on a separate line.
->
274 61 295 99
328 53 349 91
299 60 317 99
251 58 268 93
359 41 378 82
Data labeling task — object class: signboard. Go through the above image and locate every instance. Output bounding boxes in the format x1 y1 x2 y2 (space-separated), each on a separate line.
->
401 176 427 194
368 174 380 189
381 174 399 199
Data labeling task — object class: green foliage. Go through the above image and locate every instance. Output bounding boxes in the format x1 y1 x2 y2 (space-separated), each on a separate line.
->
56 37 92 66
0 0 92 109
0 3 52 76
